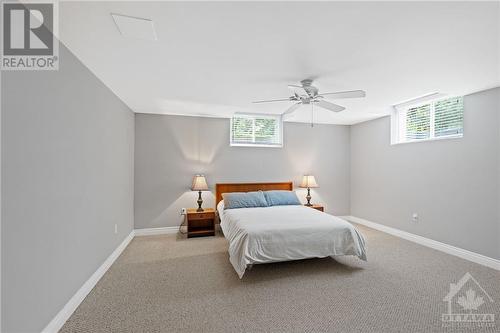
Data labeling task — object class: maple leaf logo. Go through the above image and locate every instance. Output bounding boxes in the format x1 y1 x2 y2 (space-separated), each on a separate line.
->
457 289 484 312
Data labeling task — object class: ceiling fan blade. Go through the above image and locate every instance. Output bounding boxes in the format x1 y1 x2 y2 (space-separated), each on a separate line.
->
252 98 291 104
319 90 366 99
316 100 345 112
282 103 302 116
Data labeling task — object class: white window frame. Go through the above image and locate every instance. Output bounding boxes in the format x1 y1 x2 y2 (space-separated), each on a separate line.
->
230 113 283 148
391 96 463 145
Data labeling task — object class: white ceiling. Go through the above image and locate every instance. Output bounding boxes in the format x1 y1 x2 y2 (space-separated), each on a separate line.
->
59 1 499 125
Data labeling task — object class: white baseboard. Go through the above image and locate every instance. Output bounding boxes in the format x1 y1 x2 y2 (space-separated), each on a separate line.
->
133 226 179 236
341 215 500 271
39 217 499 333
41 231 134 333
41 226 181 332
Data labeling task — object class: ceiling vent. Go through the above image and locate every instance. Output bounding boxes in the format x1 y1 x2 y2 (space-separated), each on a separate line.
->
111 13 157 41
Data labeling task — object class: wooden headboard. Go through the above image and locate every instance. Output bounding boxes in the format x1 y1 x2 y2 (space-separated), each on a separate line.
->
215 182 293 207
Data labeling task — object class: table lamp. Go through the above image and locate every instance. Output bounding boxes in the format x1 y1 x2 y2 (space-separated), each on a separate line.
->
191 175 209 212
300 175 319 206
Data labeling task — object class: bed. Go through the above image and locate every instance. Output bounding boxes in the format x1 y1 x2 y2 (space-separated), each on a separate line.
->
216 182 367 278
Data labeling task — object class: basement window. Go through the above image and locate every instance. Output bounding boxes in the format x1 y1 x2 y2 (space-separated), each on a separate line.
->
230 113 283 147
392 96 463 144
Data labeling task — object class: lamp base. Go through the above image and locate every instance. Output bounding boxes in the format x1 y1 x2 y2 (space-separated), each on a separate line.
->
305 187 312 206
196 191 204 212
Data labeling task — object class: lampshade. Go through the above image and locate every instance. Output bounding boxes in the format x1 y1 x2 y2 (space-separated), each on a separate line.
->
300 175 319 188
191 175 208 191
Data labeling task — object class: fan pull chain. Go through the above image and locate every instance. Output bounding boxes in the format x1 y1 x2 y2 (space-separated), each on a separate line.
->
311 102 314 127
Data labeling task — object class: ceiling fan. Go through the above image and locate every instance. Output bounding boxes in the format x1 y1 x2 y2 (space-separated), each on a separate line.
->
252 79 366 119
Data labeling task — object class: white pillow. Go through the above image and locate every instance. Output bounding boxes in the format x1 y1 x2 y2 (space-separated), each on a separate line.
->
217 200 225 217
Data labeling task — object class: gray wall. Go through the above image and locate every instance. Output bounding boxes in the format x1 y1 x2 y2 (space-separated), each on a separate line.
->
134 114 351 229
1 44 135 332
350 88 500 259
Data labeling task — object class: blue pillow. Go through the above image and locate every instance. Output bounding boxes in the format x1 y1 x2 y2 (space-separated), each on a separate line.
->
222 191 269 210
264 190 301 206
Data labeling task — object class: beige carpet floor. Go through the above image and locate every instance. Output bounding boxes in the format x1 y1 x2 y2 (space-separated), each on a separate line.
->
61 224 500 333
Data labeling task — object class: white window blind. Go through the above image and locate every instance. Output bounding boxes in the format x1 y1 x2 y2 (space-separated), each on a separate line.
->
406 103 431 140
230 114 282 147
434 96 463 138
394 96 463 144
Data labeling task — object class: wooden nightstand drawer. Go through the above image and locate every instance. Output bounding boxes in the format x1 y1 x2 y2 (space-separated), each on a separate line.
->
188 211 215 220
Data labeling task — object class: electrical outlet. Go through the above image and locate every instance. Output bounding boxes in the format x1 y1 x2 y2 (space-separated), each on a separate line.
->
412 213 419 223
114 224 118 234
180 208 187 215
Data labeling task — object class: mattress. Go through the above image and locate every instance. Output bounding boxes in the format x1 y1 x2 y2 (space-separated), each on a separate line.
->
218 202 367 278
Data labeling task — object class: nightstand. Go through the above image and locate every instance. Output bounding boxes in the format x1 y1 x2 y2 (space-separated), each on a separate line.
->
306 204 324 212
186 208 215 238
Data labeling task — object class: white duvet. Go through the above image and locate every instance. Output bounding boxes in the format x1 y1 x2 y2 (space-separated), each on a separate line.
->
218 203 367 278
